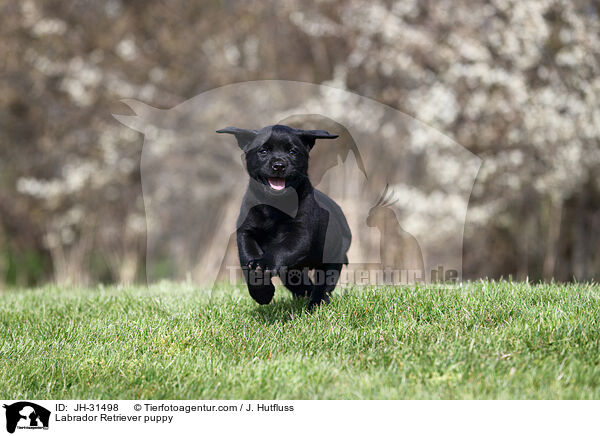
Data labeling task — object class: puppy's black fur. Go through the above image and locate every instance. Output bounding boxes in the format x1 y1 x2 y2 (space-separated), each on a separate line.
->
217 124 351 309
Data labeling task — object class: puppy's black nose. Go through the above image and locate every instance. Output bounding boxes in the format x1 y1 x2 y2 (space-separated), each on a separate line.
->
271 161 286 172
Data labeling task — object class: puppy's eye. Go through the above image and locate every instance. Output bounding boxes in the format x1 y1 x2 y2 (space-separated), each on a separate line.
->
289 149 296 155
259 148 268 155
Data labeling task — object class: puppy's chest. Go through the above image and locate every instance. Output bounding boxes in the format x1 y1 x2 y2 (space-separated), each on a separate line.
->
249 206 302 242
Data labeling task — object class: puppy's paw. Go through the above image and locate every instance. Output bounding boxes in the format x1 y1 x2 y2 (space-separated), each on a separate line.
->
247 258 267 271
248 283 275 305
307 293 330 310
247 258 277 274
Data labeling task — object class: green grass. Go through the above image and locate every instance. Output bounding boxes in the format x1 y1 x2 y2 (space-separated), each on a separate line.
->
1 281 599 399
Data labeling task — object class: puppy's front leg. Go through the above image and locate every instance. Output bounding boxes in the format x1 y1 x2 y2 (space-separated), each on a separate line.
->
237 230 275 304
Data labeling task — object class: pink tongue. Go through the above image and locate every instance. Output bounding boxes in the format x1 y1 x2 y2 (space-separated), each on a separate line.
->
268 178 285 190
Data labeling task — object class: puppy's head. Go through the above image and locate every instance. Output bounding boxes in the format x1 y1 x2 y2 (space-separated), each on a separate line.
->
217 124 338 191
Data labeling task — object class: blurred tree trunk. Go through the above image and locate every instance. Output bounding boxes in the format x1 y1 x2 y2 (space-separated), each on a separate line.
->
571 189 585 280
193 195 241 283
543 198 563 281
0 227 5 289
48 226 94 286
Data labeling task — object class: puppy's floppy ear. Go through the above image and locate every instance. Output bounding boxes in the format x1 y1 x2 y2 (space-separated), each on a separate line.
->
296 129 339 150
216 126 259 150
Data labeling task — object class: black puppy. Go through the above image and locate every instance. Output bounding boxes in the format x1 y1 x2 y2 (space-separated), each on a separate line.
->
217 124 351 309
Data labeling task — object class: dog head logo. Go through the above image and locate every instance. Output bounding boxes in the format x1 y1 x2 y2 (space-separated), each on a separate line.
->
114 80 481 286
3 402 50 434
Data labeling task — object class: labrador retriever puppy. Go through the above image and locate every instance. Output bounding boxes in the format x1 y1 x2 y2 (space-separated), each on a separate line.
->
217 124 351 309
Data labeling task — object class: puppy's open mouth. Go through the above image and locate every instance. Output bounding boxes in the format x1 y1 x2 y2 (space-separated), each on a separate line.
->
268 177 286 190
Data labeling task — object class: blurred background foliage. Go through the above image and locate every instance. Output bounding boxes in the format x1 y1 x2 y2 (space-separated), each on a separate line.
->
0 0 598 286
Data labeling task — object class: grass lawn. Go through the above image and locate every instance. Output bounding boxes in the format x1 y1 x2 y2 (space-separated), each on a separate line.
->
0 281 599 399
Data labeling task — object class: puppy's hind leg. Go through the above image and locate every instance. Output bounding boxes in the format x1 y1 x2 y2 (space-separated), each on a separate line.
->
308 263 343 309
279 268 313 299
